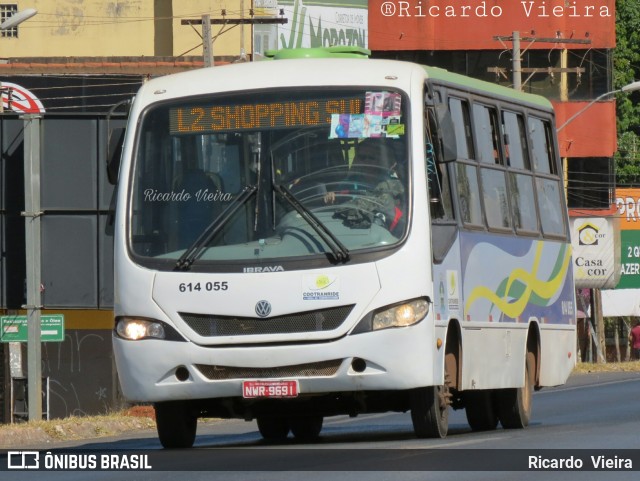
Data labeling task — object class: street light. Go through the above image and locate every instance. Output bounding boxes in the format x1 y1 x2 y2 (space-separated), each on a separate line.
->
0 8 37 113
0 7 37 30
557 80 640 132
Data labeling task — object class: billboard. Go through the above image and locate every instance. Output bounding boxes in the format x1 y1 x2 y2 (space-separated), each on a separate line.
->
614 189 640 289
369 0 615 51
278 0 368 49
570 217 620 289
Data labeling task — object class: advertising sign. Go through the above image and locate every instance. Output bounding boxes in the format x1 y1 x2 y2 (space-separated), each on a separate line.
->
279 0 368 49
0 314 65 342
571 217 620 289
614 189 640 288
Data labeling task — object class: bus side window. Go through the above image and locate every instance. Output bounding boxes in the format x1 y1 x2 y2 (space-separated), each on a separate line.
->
509 172 539 233
449 97 474 160
425 106 454 220
456 163 483 225
537 178 566 237
480 168 512 230
528 117 556 174
502 111 530 170
472 103 502 165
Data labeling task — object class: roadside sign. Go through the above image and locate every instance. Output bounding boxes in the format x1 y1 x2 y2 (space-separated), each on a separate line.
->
0 314 65 342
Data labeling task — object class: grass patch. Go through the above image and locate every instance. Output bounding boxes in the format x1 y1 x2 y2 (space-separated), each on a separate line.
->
0 410 156 448
573 360 640 373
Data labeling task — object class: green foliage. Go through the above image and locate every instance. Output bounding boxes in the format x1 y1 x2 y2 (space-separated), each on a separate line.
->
615 0 640 184
615 131 640 185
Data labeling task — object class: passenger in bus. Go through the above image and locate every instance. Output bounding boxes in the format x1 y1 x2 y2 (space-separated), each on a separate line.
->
324 138 405 234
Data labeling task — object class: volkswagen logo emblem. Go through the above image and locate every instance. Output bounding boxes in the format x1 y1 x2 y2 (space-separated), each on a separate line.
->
255 300 272 318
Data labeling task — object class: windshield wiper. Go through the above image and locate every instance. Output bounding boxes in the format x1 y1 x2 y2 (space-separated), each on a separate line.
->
175 185 257 270
273 183 350 263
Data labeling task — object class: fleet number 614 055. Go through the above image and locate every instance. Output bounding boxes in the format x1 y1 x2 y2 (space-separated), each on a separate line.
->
178 281 228 292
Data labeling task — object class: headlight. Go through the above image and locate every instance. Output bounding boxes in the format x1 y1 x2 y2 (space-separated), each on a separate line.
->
372 299 429 330
352 298 430 334
116 318 166 340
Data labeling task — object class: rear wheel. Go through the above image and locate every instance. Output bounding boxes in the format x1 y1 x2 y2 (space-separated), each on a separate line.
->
410 380 450 438
496 351 535 429
465 390 498 431
257 416 290 442
154 401 197 449
290 416 323 441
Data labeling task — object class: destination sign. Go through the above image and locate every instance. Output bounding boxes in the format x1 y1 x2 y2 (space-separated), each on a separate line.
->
169 98 363 134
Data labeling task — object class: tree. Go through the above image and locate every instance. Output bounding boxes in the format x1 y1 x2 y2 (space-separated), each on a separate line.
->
615 0 640 184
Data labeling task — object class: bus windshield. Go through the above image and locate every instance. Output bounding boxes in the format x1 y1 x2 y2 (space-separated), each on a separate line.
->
129 88 409 268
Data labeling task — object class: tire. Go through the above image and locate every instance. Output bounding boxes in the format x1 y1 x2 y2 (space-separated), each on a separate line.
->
154 401 197 449
290 416 323 441
464 390 498 431
257 416 290 442
410 384 450 438
496 352 535 429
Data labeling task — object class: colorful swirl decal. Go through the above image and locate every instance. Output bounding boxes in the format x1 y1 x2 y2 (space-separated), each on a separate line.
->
464 241 572 319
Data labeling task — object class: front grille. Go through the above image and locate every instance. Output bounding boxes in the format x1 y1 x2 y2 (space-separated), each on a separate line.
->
194 359 343 380
180 305 354 337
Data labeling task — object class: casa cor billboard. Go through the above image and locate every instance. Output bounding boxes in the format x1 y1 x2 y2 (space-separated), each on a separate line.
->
570 217 620 289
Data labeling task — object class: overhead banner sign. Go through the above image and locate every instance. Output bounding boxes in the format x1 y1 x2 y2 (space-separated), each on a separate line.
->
570 217 620 289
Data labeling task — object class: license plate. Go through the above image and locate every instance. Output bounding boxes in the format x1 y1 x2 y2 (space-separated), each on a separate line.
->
242 380 299 398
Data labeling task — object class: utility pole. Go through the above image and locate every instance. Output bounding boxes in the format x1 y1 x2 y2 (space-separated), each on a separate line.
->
512 31 521 91
592 288 607 363
181 12 287 64
22 114 43 420
240 0 245 60
202 14 214 67
489 33 591 91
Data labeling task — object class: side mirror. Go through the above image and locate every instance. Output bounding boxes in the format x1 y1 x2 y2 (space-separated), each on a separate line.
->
434 104 457 162
107 127 125 185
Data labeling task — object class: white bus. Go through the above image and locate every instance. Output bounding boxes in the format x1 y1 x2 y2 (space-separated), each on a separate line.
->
110 47 576 448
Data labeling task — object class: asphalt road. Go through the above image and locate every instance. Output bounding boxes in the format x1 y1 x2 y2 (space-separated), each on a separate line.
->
2 371 639 480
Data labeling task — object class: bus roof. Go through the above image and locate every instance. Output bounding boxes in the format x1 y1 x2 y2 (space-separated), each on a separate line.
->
261 47 552 111
422 65 553 111
264 46 371 60
133 51 552 115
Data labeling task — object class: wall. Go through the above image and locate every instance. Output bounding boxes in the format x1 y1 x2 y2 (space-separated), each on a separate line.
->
554 101 617 158
1 114 124 420
2 0 248 58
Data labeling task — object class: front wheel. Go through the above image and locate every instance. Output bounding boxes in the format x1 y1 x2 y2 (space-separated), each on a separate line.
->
154 401 197 449
410 384 450 438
